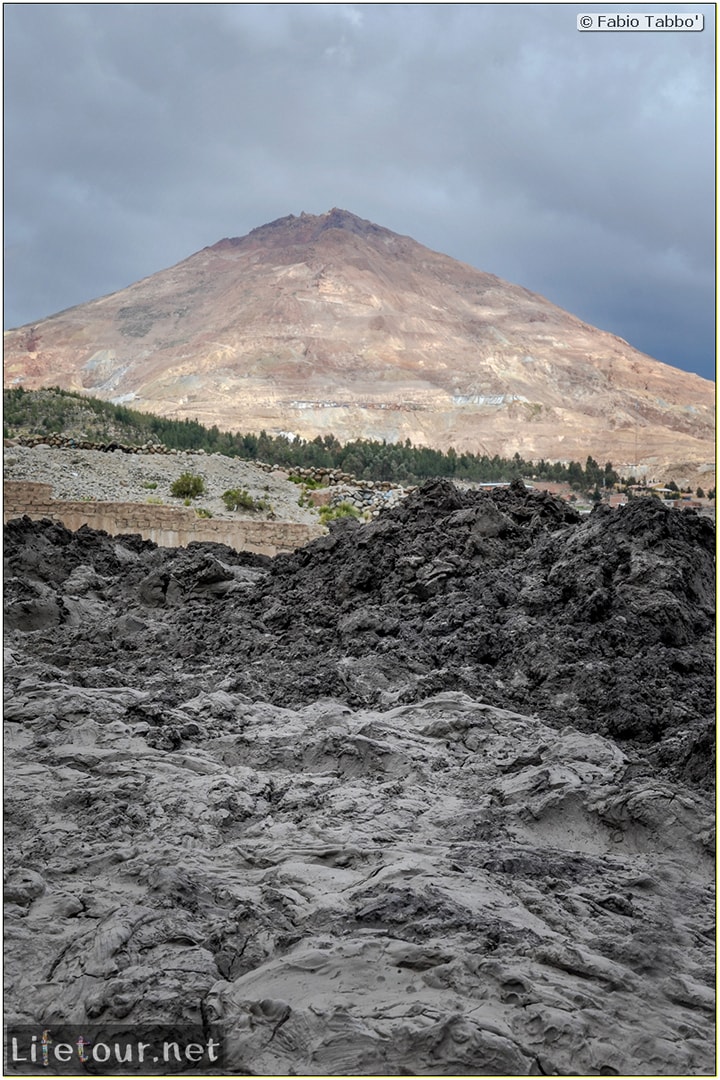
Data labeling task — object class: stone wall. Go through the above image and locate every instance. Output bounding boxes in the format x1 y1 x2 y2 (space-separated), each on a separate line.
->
3 481 325 556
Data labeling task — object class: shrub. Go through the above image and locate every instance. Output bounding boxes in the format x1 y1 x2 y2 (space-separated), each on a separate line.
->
170 472 205 499
195 507 213 518
142 481 158 490
222 487 255 511
318 501 361 524
289 474 324 489
222 488 272 513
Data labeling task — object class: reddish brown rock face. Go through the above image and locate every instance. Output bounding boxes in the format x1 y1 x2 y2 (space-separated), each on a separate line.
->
4 208 714 470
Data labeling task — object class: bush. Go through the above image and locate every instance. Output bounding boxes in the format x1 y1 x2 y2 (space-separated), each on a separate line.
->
142 481 158 490
222 488 271 513
195 507 213 518
171 472 205 499
222 487 255 511
289 474 324 489
318 501 361 524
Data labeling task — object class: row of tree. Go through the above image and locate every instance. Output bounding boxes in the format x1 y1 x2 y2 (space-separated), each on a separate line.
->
5 385 623 492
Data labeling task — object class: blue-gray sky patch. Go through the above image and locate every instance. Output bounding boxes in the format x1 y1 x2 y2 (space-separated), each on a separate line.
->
3 3 716 381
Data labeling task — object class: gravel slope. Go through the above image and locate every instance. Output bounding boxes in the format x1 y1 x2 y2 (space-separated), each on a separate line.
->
3 444 319 524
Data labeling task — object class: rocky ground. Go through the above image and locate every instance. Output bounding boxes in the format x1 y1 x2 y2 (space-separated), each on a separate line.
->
3 442 409 522
3 481 715 1075
3 444 320 523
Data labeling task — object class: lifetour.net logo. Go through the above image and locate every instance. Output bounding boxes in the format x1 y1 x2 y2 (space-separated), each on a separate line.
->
4 1025 224 1075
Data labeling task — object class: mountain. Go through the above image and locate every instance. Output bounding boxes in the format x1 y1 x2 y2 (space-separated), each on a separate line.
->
4 208 714 469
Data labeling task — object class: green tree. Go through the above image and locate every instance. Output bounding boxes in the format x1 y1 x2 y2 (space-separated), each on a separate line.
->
585 456 601 489
567 461 585 490
604 462 619 486
446 447 458 475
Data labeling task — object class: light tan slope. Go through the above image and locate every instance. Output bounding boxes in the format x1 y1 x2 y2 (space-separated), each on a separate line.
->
4 208 714 469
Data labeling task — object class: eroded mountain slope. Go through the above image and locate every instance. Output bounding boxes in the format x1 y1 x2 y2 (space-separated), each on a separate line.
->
4 209 715 468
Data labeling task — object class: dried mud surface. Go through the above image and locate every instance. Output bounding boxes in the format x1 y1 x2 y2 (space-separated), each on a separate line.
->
4 481 715 1075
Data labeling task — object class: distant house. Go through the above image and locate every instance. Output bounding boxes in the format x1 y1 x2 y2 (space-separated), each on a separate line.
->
529 480 575 500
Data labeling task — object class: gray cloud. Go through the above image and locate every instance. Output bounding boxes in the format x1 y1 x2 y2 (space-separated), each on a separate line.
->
4 2 715 380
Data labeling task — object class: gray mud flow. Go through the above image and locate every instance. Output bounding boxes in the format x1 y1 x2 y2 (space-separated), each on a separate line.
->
4 479 715 1074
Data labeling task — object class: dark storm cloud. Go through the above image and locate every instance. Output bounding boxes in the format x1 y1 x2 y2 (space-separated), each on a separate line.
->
4 2 715 380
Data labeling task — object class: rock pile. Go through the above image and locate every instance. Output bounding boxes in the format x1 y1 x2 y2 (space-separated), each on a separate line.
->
326 482 407 517
3 479 715 1074
13 434 182 454
202 479 714 787
265 464 412 518
267 464 401 491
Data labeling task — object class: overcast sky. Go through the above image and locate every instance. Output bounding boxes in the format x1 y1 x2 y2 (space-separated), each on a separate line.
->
4 2 716 381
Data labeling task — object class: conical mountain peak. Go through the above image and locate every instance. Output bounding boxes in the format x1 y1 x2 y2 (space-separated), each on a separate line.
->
3 210 714 470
